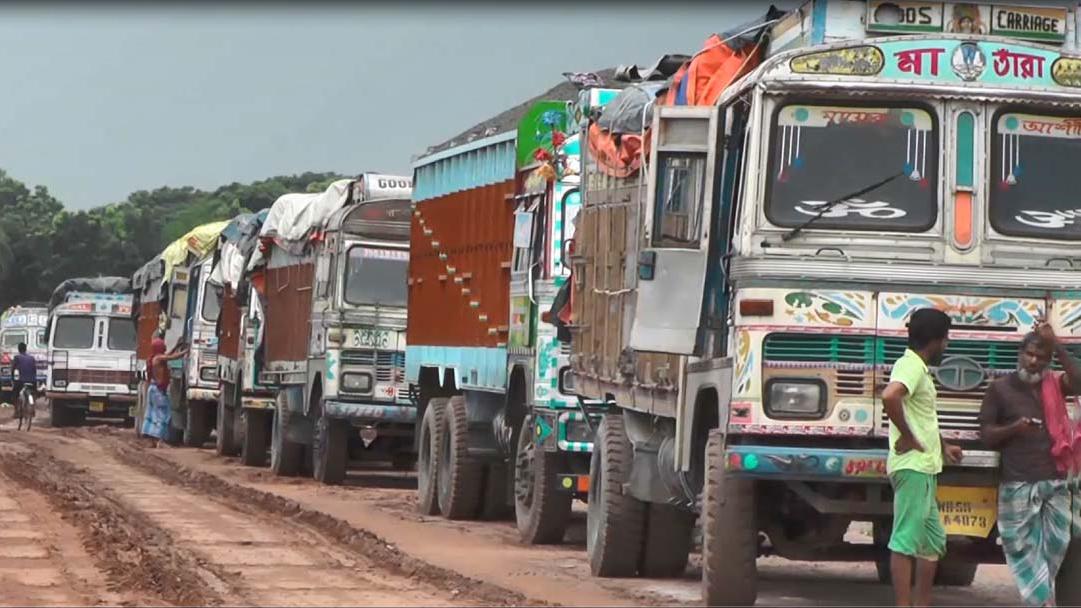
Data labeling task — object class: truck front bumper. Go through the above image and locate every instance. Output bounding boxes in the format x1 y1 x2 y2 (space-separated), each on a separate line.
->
725 445 999 482
324 400 416 424
47 392 137 418
186 388 220 403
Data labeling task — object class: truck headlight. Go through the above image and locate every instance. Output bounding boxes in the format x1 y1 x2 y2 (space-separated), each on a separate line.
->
54 380 67 388
765 379 825 419
200 367 218 382
341 372 373 393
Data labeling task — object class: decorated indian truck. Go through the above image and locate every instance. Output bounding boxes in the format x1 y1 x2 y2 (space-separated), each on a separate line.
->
154 221 229 446
209 210 277 466
407 91 619 542
250 175 413 484
44 277 137 426
569 2 1081 604
0 303 49 399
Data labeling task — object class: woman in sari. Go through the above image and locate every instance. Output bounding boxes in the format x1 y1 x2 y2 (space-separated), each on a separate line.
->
141 343 187 448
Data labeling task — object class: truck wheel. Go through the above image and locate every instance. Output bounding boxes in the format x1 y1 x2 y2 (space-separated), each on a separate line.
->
587 413 645 577
270 405 304 476
514 415 571 544
184 401 210 447
48 400 68 428
436 395 484 519
417 398 447 516
240 409 270 467
702 430 758 606
481 463 513 521
1058 538 1081 604
312 408 348 485
215 394 239 456
934 558 978 587
640 504 695 578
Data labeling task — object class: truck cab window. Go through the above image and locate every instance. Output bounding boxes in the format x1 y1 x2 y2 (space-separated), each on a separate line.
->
53 317 94 349
653 152 707 248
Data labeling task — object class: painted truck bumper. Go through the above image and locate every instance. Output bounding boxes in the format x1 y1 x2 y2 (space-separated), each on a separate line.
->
724 445 999 480
324 400 417 424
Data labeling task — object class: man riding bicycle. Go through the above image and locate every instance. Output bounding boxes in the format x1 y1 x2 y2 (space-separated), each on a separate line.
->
11 342 36 399
11 342 37 428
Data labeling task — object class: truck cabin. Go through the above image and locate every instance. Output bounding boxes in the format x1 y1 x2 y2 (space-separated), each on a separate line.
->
0 305 49 385
48 295 137 393
324 198 412 312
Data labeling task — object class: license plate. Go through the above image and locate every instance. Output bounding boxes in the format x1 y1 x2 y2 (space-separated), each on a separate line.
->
354 329 391 349
89 401 105 413
937 486 997 538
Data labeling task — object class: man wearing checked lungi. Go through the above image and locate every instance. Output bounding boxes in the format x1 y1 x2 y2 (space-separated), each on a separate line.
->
980 322 1081 607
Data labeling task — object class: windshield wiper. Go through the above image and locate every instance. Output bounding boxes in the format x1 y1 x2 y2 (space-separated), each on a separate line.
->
779 171 906 243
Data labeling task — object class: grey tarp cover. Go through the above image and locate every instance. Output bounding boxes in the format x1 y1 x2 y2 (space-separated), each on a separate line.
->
48 277 132 312
210 209 270 289
596 82 668 135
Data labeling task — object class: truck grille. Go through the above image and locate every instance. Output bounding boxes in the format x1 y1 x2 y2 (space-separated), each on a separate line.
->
764 334 1081 371
56 369 134 385
764 333 1081 438
341 349 405 383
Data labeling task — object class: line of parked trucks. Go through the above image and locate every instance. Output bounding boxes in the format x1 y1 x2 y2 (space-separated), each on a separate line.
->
16 2 1081 603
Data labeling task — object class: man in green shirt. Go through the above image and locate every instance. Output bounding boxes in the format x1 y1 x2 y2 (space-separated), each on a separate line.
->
882 307 964 607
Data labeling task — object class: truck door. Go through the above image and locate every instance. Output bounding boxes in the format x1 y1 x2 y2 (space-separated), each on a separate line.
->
165 266 191 352
630 106 722 355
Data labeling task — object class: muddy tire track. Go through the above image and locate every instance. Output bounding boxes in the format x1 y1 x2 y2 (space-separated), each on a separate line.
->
97 432 540 607
0 440 224 606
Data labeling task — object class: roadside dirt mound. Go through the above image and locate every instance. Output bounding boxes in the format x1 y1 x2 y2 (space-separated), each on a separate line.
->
0 441 223 606
104 436 541 607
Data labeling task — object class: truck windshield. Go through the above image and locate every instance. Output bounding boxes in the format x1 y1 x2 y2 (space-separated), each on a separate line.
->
108 318 137 351
53 316 94 349
202 284 222 322
766 104 938 233
990 112 1081 240
2 331 26 348
343 246 408 307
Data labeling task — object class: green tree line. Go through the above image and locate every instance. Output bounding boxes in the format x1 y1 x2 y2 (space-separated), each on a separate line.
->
0 169 346 311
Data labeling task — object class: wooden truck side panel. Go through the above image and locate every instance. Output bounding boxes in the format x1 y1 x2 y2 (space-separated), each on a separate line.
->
217 285 242 361
264 258 314 364
571 159 680 415
135 301 161 361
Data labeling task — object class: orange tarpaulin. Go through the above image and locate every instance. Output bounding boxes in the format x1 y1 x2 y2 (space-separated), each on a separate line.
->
588 19 772 178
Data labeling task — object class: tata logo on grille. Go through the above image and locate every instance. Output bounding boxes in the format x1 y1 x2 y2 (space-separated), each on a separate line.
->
934 356 986 392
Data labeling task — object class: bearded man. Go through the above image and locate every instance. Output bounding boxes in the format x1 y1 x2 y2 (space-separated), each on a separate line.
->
980 322 1081 607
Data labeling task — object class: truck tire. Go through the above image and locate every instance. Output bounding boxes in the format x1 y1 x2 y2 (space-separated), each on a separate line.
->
417 398 447 516
270 404 304 476
587 413 645 578
514 415 572 544
240 409 270 467
702 430 758 606
934 558 978 587
481 463 513 521
640 504 695 578
216 393 239 456
312 407 348 485
436 395 484 519
1058 538 1081 605
184 401 210 447
48 400 68 428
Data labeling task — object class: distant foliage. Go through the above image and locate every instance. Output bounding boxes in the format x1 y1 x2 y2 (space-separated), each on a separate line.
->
0 169 345 311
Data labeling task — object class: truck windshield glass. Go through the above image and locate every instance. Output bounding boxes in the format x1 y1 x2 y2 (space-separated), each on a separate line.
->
344 247 408 307
2 332 26 348
202 284 222 322
53 316 94 349
107 318 137 351
766 104 938 232
990 112 1081 240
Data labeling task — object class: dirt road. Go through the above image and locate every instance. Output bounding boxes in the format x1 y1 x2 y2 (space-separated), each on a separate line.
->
0 418 1025 606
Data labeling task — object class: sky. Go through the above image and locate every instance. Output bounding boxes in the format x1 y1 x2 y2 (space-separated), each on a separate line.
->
0 2 787 210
